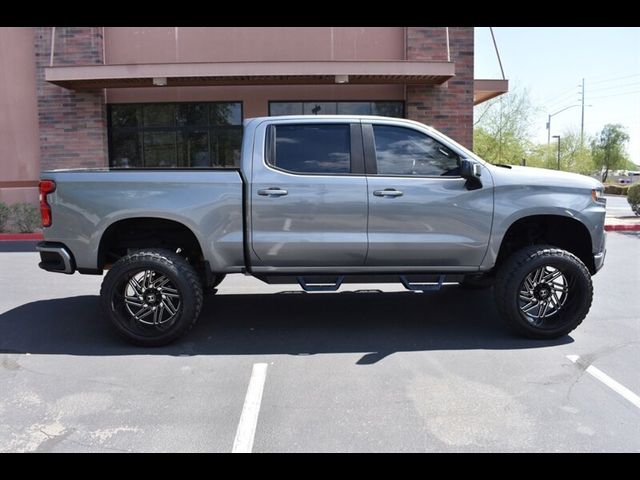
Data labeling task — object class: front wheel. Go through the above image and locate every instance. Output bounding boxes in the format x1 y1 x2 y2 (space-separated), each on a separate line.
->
494 245 593 339
100 249 203 346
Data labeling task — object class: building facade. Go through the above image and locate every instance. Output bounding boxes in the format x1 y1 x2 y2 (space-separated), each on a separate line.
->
0 27 507 205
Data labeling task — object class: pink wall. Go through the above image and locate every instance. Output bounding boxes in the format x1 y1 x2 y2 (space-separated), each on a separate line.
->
104 27 406 118
0 27 40 205
105 27 404 64
107 84 405 117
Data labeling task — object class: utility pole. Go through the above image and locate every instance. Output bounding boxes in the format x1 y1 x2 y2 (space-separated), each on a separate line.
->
580 78 585 145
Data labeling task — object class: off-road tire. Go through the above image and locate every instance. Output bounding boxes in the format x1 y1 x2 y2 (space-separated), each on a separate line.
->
494 245 593 339
100 249 203 346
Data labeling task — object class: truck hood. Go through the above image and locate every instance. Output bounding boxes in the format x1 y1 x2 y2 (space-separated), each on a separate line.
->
488 164 604 190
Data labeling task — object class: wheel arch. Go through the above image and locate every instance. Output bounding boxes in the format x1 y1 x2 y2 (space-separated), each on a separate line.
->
97 217 205 270
494 214 595 273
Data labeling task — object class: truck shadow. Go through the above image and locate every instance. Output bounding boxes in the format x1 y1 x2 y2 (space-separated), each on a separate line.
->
0 287 572 361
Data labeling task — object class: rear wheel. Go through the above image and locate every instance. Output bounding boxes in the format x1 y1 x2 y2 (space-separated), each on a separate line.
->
494 245 593 339
100 249 203 346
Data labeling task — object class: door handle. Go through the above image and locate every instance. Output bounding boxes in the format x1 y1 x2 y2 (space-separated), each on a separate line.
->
373 188 403 197
258 188 288 197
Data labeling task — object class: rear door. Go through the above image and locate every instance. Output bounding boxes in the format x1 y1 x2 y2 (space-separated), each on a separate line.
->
250 119 368 268
364 121 494 268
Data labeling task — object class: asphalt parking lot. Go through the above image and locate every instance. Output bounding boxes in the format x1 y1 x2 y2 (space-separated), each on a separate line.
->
0 232 638 452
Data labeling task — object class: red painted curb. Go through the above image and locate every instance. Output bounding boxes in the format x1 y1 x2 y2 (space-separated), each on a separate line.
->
0 233 44 241
604 224 640 232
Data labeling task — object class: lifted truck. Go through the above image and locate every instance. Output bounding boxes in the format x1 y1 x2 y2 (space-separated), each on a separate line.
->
37 115 607 345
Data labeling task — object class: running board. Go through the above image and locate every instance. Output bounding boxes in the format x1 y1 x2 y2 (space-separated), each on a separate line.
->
297 276 344 292
399 275 445 292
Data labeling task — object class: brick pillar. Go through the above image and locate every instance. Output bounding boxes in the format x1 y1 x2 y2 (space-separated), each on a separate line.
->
406 27 474 149
34 27 108 170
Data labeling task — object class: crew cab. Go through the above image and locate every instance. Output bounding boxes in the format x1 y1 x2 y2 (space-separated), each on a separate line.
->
36 115 607 345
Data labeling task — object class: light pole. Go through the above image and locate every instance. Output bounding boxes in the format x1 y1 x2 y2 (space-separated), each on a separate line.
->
552 135 561 170
547 105 580 145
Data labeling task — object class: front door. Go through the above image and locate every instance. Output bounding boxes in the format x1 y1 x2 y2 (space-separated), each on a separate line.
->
364 122 494 268
251 120 368 268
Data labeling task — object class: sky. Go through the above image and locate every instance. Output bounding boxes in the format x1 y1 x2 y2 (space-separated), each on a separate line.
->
474 27 640 167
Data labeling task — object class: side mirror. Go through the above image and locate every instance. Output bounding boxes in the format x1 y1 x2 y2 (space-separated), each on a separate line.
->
460 159 482 190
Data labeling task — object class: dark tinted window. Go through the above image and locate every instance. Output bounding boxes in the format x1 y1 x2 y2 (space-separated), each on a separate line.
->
109 102 242 168
270 125 351 174
337 102 370 115
143 104 175 127
269 102 303 116
269 101 404 118
303 102 337 115
110 130 142 167
371 102 404 118
372 125 460 176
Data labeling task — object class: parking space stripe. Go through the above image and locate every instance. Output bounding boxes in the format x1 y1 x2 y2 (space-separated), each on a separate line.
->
232 363 269 453
567 355 640 409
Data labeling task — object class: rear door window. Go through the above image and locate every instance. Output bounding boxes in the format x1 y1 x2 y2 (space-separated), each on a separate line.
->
268 124 351 174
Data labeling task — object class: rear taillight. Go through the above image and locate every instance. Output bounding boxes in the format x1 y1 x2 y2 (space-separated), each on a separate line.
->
39 180 56 227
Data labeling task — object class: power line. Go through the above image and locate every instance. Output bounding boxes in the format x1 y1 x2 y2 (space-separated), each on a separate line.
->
588 73 640 86
541 82 581 102
545 93 581 110
587 81 640 93
587 89 640 100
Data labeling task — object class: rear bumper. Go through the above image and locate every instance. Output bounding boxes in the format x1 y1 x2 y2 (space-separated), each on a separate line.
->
36 241 75 274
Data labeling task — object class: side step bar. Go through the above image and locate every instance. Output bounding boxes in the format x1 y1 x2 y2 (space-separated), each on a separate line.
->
399 275 445 292
297 276 344 292
296 274 446 293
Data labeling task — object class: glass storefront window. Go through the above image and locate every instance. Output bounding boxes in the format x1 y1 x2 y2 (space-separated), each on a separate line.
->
109 102 242 168
270 101 404 118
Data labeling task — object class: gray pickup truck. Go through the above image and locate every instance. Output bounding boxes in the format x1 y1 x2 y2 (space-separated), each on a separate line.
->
36 115 607 346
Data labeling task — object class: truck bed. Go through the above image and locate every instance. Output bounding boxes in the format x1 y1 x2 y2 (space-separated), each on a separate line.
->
41 169 245 273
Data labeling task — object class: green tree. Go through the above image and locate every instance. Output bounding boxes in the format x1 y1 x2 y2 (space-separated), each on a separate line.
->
473 87 537 165
556 129 594 175
591 124 630 182
526 143 556 170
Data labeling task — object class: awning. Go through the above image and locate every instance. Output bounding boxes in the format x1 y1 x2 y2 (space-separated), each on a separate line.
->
474 79 509 105
45 61 456 90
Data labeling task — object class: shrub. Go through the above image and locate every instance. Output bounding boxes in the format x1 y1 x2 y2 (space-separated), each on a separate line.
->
10 202 41 233
604 184 629 195
628 183 640 210
0 202 10 232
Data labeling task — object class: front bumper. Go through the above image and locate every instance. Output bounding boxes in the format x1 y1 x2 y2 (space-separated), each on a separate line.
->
36 241 76 274
593 232 607 274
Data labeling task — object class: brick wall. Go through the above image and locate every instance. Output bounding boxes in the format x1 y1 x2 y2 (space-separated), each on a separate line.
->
34 27 108 170
406 27 474 149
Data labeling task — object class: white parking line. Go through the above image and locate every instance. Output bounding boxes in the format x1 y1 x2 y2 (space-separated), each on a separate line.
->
232 363 269 453
567 355 640 409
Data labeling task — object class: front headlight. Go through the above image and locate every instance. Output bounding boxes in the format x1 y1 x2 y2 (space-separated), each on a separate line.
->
591 188 606 204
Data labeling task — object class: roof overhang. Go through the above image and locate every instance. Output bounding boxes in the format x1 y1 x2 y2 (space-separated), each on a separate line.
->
474 79 509 105
45 61 456 90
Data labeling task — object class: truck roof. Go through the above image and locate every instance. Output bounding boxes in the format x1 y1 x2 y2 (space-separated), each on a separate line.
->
243 115 434 131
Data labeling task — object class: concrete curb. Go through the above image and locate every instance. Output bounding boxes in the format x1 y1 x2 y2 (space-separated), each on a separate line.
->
0 233 43 241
